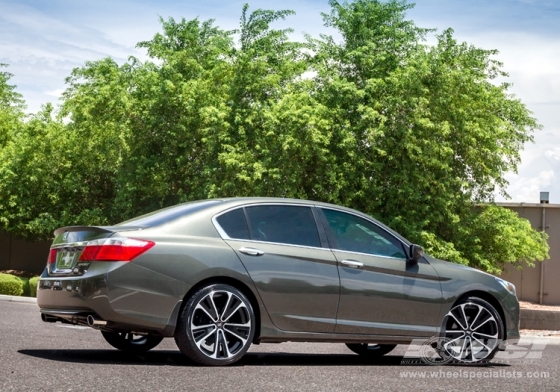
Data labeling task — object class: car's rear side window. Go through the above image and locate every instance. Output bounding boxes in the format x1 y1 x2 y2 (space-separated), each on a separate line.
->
216 208 250 240
244 205 321 248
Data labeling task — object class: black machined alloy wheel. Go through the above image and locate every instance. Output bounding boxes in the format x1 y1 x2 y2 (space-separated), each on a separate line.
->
345 343 397 358
101 331 164 354
442 297 504 364
175 284 255 366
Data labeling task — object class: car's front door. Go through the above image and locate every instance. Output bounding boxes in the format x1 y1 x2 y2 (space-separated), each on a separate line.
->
215 204 340 334
319 208 443 337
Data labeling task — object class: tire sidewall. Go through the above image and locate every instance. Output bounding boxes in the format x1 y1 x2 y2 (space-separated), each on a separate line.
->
442 296 505 364
176 283 255 366
345 343 397 358
101 331 163 353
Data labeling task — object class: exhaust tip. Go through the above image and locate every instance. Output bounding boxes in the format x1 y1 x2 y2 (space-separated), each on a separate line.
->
41 313 58 323
87 315 107 327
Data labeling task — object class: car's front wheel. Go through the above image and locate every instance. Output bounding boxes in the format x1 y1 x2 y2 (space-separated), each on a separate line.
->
174 284 255 366
441 297 504 364
101 331 164 354
345 343 397 358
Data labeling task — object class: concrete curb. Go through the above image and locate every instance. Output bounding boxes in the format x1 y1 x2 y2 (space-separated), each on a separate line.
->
520 308 560 330
0 294 37 304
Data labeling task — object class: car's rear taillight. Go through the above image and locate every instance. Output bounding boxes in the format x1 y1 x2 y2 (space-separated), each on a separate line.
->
79 238 155 262
48 249 57 264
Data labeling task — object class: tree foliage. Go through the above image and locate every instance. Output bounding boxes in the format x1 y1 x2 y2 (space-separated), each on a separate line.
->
0 64 25 147
0 1 548 273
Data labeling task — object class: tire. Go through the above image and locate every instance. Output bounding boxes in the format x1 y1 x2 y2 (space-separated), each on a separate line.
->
345 343 397 358
441 296 504 364
174 284 255 366
101 331 164 354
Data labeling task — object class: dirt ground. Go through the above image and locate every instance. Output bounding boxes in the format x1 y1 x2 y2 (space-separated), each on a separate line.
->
519 301 560 311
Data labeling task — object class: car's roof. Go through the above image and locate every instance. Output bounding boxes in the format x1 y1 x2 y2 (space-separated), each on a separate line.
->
116 197 411 246
217 197 355 210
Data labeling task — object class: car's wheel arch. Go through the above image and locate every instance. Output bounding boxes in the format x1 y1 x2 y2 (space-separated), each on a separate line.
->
178 276 262 343
450 290 507 340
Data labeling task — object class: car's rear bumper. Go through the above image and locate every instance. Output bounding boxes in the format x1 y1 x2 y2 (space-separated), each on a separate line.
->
37 261 186 336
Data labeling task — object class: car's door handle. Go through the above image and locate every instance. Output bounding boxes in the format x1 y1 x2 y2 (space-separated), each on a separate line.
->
239 247 265 256
340 260 364 269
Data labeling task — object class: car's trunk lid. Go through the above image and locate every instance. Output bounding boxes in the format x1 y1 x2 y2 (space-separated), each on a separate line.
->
48 225 146 276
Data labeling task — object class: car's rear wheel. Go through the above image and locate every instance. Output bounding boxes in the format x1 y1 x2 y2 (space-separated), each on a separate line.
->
175 284 255 366
101 331 164 353
441 297 504 364
345 343 397 358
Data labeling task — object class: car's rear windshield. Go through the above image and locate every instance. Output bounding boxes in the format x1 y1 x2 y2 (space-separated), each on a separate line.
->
116 200 222 227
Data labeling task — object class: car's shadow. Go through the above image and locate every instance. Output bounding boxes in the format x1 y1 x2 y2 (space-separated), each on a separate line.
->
17 349 511 368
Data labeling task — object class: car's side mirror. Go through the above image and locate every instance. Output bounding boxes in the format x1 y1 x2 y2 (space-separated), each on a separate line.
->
408 244 424 264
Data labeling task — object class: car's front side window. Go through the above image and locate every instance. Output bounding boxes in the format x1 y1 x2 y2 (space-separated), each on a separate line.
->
321 208 406 259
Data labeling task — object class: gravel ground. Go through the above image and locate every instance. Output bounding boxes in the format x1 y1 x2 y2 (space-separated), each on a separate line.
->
519 301 560 311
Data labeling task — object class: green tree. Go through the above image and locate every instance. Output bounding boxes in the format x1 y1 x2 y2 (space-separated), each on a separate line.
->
0 64 25 147
308 0 547 272
0 2 548 272
0 104 112 238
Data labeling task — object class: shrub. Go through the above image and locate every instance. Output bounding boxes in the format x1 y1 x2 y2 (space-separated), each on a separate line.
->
29 276 40 297
0 273 24 296
19 277 31 296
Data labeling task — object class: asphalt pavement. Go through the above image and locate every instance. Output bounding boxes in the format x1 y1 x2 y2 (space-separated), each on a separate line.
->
1 300 559 392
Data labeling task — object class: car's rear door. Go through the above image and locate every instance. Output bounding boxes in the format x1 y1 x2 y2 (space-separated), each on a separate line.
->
215 204 340 333
319 208 443 337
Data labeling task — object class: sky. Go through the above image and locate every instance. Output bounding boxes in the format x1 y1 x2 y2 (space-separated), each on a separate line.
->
1 0 559 203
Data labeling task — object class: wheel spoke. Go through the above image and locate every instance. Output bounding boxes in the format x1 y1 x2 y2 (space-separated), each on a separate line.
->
472 335 493 353
209 293 220 322
459 305 469 330
219 292 233 321
223 303 247 323
446 333 466 345
218 330 232 358
209 329 220 359
448 311 467 331
195 302 218 322
444 338 463 358
194 326 217 345
191 323 215 331
224 321 251 328
472 331 498 339
468 304 483 330
223 326 249 344
472 316 495 332
469 336 475 361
